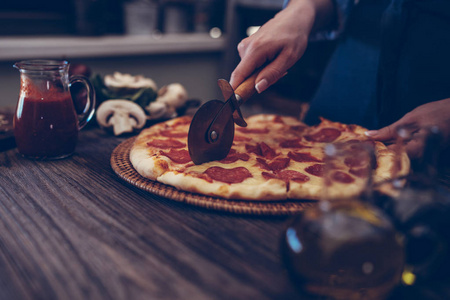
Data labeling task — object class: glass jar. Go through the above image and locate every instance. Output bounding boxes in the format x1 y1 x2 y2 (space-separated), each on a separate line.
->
13 60 95 159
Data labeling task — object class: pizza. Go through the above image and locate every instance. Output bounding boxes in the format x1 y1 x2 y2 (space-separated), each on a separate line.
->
129 114 410 201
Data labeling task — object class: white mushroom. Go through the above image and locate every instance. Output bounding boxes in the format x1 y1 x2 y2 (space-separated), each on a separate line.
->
104 72 157 93
146 101 173 120
156 83 188 108
96 100 147 136
145 83 188 120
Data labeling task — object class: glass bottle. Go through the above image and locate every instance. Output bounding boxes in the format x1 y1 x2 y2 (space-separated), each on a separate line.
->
13 60 95 160
282 141 405 300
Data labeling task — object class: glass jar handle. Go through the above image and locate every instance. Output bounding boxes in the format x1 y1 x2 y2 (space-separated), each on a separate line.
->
69 75 96 130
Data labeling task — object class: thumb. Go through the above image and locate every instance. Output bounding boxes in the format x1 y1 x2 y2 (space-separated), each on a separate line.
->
365 124 397 142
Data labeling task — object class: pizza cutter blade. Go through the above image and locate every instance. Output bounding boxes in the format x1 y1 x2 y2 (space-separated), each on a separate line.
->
188 99 235 165
188 70 260 165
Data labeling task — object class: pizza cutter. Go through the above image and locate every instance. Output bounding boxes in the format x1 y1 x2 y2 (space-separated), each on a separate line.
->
188 71 260 165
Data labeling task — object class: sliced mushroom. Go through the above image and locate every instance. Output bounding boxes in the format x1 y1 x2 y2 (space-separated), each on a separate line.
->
104 72 157 94
96 100 147 136
145 83 188 120
156 83 188 108
146 101 174 120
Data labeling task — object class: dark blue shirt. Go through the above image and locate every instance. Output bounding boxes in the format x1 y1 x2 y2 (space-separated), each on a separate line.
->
304 0 450 129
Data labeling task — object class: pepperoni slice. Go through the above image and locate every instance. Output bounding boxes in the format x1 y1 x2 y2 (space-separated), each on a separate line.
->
237 127 270 134
260 142 276 159
257 157 290 172
288 151 322 163
280 139 310 149
160 149 191 164
261 172 278 181
160 130 188 138
305 164 324 177
262 170 309 183
190 172 213 183
219 150 250 164
245 142 277 159
332 171 355 184
245 144 261 156
269 157 291 171
147 139 186 149
305 128 341 143
278 170 310 182
204 166 252 184
344 156 368 168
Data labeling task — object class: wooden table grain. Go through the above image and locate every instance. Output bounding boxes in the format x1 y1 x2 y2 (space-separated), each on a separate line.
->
0 127 303 300
1 125 450 300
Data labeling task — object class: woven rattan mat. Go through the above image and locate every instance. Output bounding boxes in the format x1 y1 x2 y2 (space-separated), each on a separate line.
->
110 137 317 215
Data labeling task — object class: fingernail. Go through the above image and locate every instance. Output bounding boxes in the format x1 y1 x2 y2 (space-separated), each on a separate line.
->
229 74 235 87
365 130 378 137
255 79 268 94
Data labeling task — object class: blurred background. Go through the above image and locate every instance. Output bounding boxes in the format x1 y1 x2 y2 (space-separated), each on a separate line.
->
0 0 335 116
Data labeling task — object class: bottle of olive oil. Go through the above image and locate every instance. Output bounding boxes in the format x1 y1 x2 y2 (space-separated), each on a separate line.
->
282 142 405 300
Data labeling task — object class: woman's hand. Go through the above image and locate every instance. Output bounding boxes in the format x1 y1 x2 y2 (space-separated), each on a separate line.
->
229 0 335 93
365 99 450 159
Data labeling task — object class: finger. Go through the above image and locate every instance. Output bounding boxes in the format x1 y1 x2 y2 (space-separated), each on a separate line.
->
237 38 249 57
365 117 420 143
230 64 250 90
230 36 269 88
229 52 266 89
254 62 286 94
365 124 398 142
254 48 299 93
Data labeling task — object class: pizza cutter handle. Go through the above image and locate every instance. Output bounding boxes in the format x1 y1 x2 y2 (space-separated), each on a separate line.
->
234 69 261 105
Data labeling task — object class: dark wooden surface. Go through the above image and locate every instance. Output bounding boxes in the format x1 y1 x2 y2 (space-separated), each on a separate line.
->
0 127 304 300
1 121 450 300
0 109 14 152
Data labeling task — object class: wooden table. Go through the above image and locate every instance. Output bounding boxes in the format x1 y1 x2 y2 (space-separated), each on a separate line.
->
1 124 449 300
0 127 303 300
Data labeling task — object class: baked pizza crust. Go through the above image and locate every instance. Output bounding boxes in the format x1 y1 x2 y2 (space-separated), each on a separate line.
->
158 171 287 200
